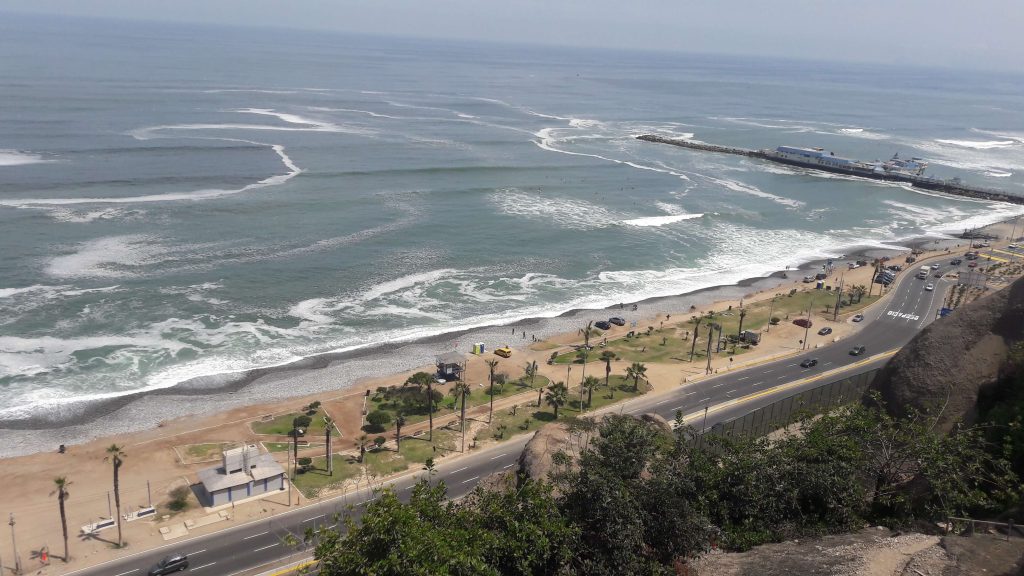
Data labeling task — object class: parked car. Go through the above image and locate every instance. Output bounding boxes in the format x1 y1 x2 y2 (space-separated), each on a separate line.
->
1009 244 1019 250
930 263 940 270
608 316 626 326
924 283 934 291
817 327 833 336
950 258 962 265
849 345 866 356
594 320 612 330
792 318 813 328
494 346 512 358
800 358 819 368
968 262 978 268
852 314 864 322
149 554 189 576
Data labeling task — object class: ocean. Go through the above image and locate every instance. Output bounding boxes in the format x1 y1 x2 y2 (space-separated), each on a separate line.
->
2 14 1024 452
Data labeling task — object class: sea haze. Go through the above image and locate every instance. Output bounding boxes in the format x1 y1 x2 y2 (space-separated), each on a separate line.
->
2 14 1024 434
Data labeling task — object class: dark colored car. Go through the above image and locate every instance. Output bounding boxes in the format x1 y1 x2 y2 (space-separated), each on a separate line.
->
608 317 626 326
800 358 818 368
817 327 832 336
792 318 813 328
849 345 866 356
594 320 612 330
149 554 189 575
950 258 962 265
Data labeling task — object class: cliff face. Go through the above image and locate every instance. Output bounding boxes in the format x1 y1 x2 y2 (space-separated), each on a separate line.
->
868 276 1024 432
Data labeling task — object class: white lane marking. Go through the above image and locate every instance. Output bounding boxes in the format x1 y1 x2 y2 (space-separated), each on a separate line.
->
776 375 786 380
243 532 268 540
490 453 507 460
503 463 513 469
193 562 217 571
712 382 725 388
727 389 737 396
253 543 279 552
823 361 833 366
655 399 670 405
700 397 711 404
113 570 139 576
763 369 774 374
189 549 207 555
737 376 750 381
685 391 697 396
672 406 684 412
453 466 468 473
461 475 480 484
303 515 324 523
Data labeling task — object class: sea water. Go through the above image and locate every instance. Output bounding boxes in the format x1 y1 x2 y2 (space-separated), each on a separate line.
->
2 14 1024 440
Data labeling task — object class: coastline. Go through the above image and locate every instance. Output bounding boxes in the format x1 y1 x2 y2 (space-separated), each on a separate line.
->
0 221 1013 458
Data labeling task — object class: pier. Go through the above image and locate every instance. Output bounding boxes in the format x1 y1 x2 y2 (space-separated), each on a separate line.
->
636 134 1024 206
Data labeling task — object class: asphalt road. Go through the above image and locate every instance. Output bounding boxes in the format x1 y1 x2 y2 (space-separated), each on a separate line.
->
69 255 960 576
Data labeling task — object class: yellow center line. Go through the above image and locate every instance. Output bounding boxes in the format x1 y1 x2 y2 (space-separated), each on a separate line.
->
678 348 899 424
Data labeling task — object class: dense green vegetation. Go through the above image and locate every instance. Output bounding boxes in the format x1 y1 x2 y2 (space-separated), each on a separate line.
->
303 399 1019 575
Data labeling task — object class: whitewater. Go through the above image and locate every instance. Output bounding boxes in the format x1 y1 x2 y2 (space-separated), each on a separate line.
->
2 14 1024 454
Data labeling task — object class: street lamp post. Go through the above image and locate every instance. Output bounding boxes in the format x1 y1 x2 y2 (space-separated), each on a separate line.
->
766 295 777 333
802 293 816 350
9 513 21 575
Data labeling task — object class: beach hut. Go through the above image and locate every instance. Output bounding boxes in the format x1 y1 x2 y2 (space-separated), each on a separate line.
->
436 352 465 380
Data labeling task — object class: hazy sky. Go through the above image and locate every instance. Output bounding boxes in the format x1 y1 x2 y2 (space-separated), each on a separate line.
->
5 0 1023 71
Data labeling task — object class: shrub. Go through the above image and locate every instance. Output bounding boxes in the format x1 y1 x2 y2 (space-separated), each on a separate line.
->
293 415 313 430
373 436 386 449
770 317 781 325
365 410 392 432
167 486 191 512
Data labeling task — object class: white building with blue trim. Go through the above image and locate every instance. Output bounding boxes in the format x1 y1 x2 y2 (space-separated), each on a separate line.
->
196 444 285 507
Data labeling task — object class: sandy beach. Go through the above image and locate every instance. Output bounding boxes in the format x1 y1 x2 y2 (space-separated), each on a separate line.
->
1 218 1021 575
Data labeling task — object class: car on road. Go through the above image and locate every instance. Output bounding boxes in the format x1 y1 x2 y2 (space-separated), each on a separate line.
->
968 262 978 268
950 258 962 265
594 320 612 330
849 345 866 356
149 554 189 575
494 346 512 358
934 272 943 278
608 316 626 326
930 263 940 270
800 358 819 368
1009 244 1019 250
924 283 934 291
817 327 832 336
852 314 864 322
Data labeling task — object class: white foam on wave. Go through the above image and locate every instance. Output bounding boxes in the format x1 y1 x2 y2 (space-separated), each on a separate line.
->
44 235 165 278
623 213 704 227
935 139 1017 150
702 175 804 208
0 149 51 166
987 170 1013 178
496 188 619 230
534 127 691 182
0 285 67 299
0 140 301 206
838 127 889 140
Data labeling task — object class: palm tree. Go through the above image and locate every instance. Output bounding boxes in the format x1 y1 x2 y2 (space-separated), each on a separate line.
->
104 444 126 547
323 416 334 476
626 361 648 391
524 360 538 387
601 351 614 396
422 458 437 485
537 386 544 407
453 381 470 452
689 316 703 362
578 321 593 411
582 375 600 408
737 308 747 337
485 359 500 423
52 476 71 561
545 381 568 418
426 378 434 441
395 413 406 452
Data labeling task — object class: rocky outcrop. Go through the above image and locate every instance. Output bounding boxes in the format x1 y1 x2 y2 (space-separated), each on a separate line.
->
868 276 1024 432
518 412 673 484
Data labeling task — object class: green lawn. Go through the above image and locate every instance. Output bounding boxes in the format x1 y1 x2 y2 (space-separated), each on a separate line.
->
364 449 409 477
251 409 332 435
263 441 324 453
291 454 361 497
478 375 651 441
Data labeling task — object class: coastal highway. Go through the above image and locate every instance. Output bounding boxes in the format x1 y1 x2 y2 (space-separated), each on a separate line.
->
69 256 960 576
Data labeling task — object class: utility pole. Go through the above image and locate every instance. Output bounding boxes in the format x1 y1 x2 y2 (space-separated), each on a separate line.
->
766 295 776 333
701 406 709 434
10 513 21 575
